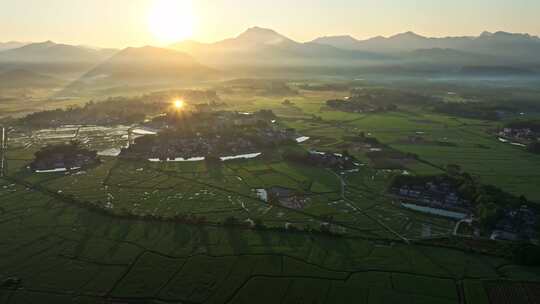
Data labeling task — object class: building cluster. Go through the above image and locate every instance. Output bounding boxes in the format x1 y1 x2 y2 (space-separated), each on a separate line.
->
123 111 299 160
147 110 276 131
30 143 98 172
391 181 471 213
491 205 538 242
498 128 538 142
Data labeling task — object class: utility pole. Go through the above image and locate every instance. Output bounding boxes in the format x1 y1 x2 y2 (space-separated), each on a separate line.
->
127 127 135 148
0 126 7 177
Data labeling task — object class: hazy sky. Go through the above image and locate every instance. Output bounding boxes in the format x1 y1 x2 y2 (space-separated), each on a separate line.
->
1 0 539 48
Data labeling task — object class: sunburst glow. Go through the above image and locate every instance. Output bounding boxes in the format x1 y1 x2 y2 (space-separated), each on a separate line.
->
173 99 185 109
148 0 195 43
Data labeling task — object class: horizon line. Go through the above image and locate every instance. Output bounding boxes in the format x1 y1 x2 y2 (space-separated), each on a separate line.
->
2 26 539 50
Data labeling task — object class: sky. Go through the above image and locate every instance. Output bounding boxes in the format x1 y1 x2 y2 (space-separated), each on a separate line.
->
1 0 539 48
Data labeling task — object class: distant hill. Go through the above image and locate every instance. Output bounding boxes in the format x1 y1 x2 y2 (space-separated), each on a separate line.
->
0 69 65 88
72 46 217 87
0 41 28 51
0 41 118 80
312 31 540 63
313 32 471 53
0 41 117 63
171 27 390 68
310 35 362 50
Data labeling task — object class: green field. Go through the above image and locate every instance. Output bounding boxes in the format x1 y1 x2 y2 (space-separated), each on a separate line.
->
224 91 540 202
1 179 539 303
2 85 540 303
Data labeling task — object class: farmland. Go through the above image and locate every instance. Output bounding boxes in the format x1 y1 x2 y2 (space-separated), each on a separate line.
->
2 83 540 303
2 179 540 303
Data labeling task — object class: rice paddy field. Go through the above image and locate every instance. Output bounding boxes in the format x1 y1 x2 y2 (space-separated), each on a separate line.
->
1 179 540 303
2 87 540 303
225 90 540 202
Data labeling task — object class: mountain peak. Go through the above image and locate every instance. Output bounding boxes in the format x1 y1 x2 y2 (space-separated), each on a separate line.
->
478 31 539 41
244 26 279 35
391 31 426 40
37 40 57 47
315 35 358 42
493 31 535 39
310 35 360 49
480 31 493 38
236 26 292 45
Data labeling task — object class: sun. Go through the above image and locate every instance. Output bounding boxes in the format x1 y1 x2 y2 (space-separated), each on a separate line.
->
148 0 195 43
173 99 185 110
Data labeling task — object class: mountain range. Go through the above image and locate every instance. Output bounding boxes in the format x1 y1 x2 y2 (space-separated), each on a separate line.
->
169 28 540 75
0 41 28 51
0 41 117 63
0 41 120 79
1 27 540 89
312 31 540 61
171 27 389 67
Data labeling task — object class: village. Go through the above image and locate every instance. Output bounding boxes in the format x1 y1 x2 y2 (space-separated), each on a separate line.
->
390 174 539 242
497 122 540 154
30 141 99 172
121 110 304 161
390 178 473 220
498 127 539 144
